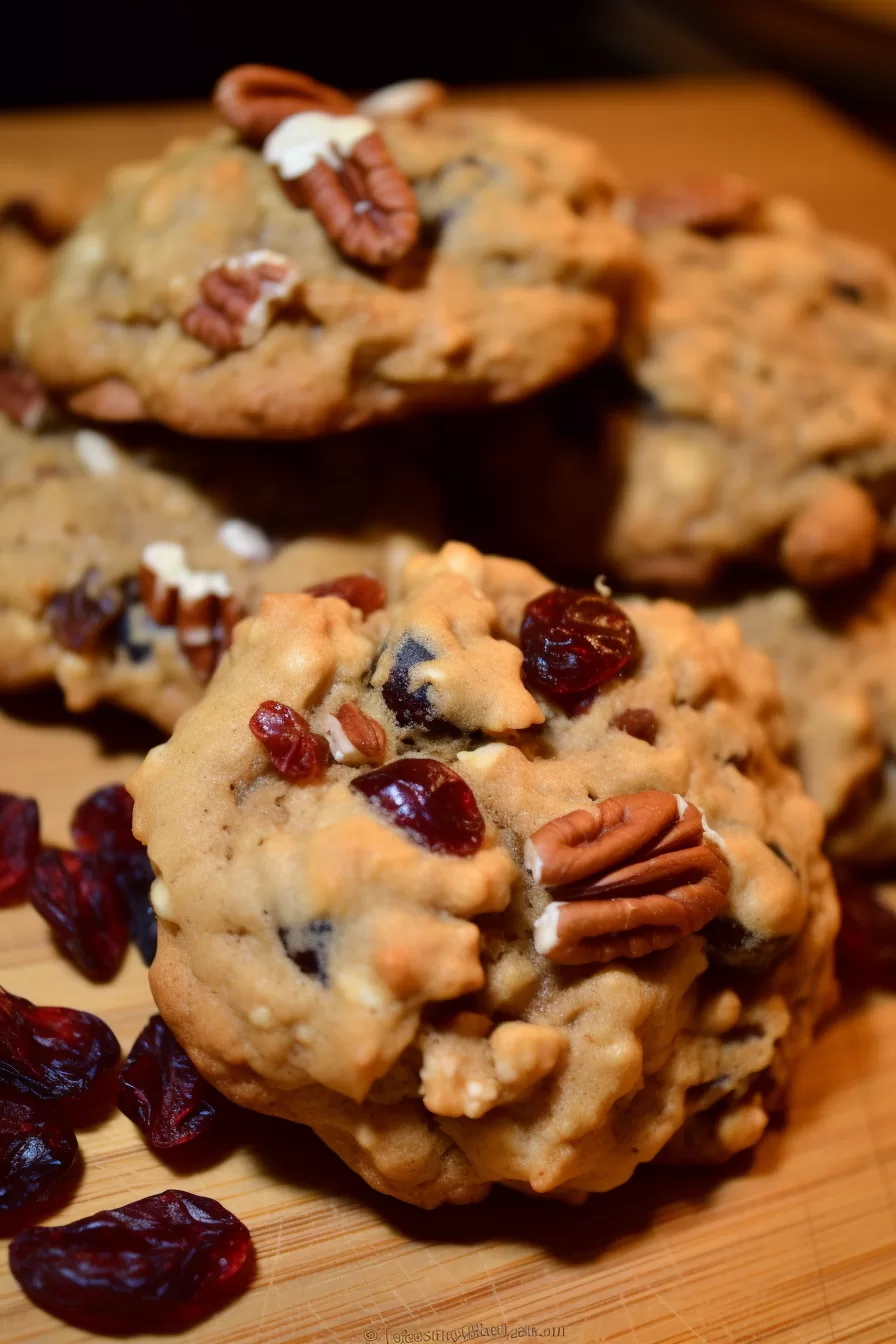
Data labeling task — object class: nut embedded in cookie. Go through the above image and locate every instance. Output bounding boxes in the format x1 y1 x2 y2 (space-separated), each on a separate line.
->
180 251 303 353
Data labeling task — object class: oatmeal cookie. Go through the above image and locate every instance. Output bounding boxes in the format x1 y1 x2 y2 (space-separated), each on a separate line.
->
16 69 637 441
605 184 896 589
130 541 838 1208
719 575 896 864
0 413 427 729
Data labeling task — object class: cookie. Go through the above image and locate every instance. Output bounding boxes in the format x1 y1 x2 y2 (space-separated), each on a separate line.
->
130 540 838 1208
0 413 428 729
605 184 896 589
16 68 637 441
718 576 896 864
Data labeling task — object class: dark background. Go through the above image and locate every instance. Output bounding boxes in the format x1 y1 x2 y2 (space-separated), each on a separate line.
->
3 0 896 141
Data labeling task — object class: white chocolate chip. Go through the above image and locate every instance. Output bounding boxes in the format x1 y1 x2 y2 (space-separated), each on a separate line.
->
74 429 119 477
218 518 273 563
248 1005 274 1029
263 111 376 180
150 880 174 921
533 901 566 955
593 574 612 597
457 743 511 773
523 837 543 884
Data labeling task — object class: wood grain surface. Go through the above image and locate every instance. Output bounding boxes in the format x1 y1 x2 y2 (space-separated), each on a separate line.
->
2 78 896 1344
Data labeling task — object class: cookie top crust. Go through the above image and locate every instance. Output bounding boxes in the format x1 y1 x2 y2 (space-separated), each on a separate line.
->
130 541 837 1205
16 78 637 440
608 188 896 589
0 413 424 728
718 575 896 864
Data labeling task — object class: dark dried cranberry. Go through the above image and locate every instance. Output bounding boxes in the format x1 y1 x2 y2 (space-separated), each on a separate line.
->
0 986 119 1102
304 573 386 615
381 637 454 732
703 916 793 974
118 1016 220 1152
46 570 125 655
521 587 638 702
612 708 658 744
0 792 40 905
0 1101 78 1214
249 700 331 782
279 920 332 984
29 849 129 981
71 784 141 855
350 758 484 856
9 1189 252 1333
837 874 896 989
110 850 157 965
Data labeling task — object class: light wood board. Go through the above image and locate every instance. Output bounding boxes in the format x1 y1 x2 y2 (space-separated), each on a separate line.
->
2 78 896 1344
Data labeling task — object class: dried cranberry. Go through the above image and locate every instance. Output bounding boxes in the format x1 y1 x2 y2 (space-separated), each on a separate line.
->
837 874 896 989
109 850 157 965
0 1101 78 1214
249 700 331 782
350 758 484 856
612 708 658 744
703 917 793 974
71 784 141 855
381 636 455 732
521 587 638 702
304 573 386 615
0 792 40 905
45 570 125 655
9 1189 252 1333
0 986 119 1102
118 1016 220 1151
29 849 129 981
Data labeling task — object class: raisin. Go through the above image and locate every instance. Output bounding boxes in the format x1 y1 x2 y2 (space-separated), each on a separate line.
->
71 784 141 855
836 873 896 989
381 636 454 732
0 792 40 905
304 573 386 615
9 1189 252 1332
279 920 332 984
612 708 658 744
0 1101 78 1214
29 849 130 981
249 700 331 782
0 986 119 1102
703 916 793 974
350 757 485 856
118 1016 220 1152
45 570 124 655
521 587 638 702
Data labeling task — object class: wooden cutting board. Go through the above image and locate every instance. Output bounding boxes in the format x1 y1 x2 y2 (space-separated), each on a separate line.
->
2 78 896 1344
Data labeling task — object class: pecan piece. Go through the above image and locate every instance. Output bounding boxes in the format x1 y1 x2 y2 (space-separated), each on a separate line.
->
324 703 387 765
621 175 762 236
0 359 48 431
180 251 302 354
214 64 353 143
139 542 242 684
527 790 731 965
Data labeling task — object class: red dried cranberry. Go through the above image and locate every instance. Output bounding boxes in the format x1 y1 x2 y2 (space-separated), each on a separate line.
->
521 587 638 703
350 758 484 856
837 873 896 989
0 986 119 1102
249 700 331 782
612 707 658 744
118 1016 220 1151
304 573 386 615
0 1101 78 1214
46 570 125 655
9 1189 252 1332
71 784 141 856
29 849 129 981
0 792 40 905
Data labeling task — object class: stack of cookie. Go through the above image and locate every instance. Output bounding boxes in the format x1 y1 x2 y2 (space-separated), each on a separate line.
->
3 65 875 1208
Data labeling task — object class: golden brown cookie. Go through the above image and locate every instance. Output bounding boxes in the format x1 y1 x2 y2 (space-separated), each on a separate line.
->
130 541 837 1207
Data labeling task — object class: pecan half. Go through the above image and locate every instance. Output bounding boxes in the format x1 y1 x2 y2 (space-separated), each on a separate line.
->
0 359 48 430
180 250 302 353
213 64 353 143
527 790 731 965
621 175 762 236
139 542 242 684
324 703 387 765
